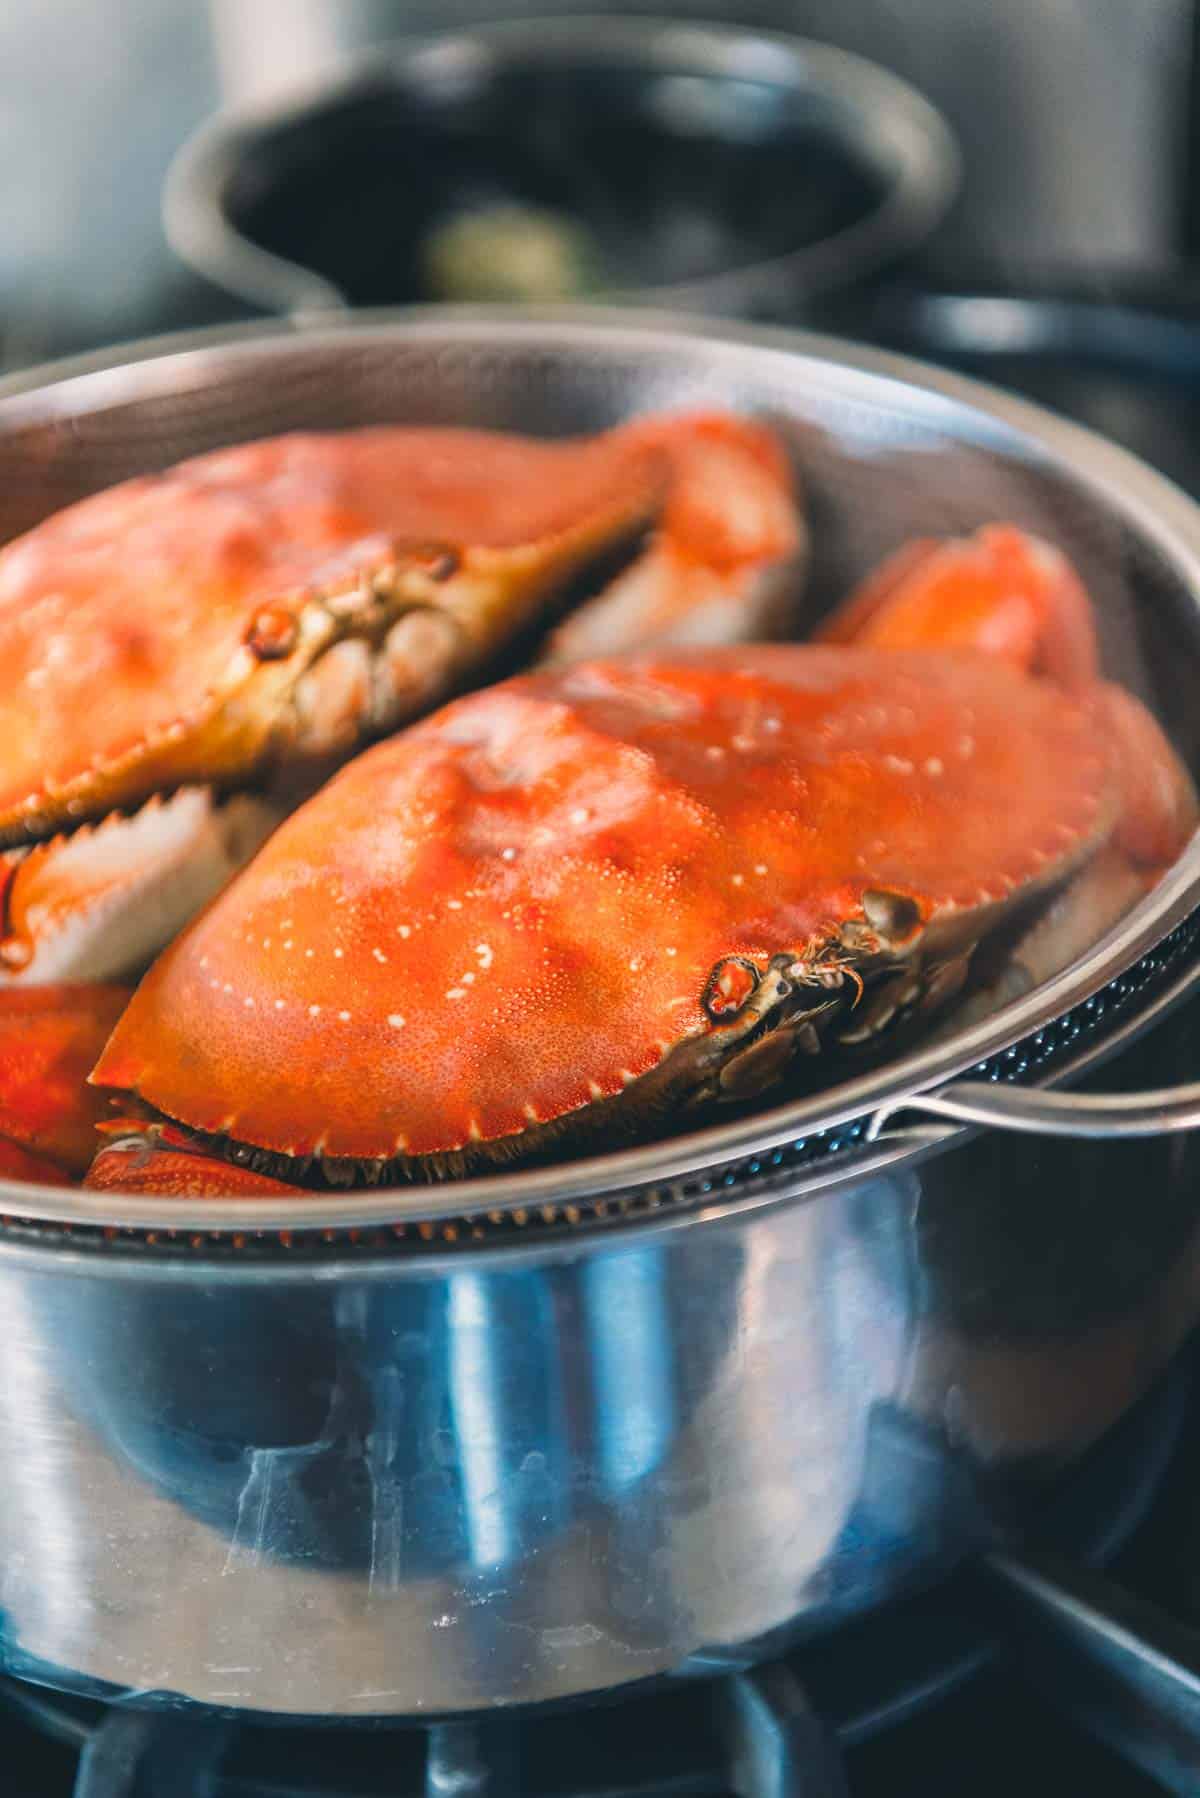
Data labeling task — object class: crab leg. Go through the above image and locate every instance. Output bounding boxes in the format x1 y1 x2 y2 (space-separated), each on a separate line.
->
816 524 1101 690
822 524 1198 1007
0 984 130 1184
0 790 282 987
539 412 805 664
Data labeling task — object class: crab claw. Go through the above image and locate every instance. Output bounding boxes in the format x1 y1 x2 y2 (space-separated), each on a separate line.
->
0 984 130 1182
86 1124 306 1197
0 789 281 986
0 414 803 987
817 523 1101 691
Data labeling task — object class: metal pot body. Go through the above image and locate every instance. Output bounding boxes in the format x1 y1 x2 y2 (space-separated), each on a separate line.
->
1 1042 1199 1718
1 312 1200 1715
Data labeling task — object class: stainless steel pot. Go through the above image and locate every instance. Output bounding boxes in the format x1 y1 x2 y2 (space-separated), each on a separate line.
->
3 310 1200 1720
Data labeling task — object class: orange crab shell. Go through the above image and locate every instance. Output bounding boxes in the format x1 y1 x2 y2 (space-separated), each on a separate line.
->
92 646 1116 1167
0 424 667 845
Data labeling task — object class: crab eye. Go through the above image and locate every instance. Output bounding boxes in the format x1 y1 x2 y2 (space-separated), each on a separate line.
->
245 604 299 661
703 955 760 1020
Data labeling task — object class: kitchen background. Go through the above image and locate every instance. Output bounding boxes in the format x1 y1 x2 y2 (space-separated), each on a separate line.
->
0 0 1190 367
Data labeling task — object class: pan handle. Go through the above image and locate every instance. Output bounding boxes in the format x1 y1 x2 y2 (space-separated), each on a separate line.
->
866 1076 1200 1142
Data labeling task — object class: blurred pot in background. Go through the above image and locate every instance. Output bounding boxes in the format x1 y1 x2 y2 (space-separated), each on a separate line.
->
171 15 959 320
207 0 1188 274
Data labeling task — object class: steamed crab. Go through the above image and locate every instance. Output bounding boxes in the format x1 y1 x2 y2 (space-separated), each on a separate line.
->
0 407 803 1184
0 410 802 990
80 525 1195 1195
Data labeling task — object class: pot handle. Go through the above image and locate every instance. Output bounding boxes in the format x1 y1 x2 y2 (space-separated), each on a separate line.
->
866 1076 1200 1142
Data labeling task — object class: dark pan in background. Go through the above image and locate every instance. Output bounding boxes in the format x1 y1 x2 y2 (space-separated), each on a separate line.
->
164 15 959 320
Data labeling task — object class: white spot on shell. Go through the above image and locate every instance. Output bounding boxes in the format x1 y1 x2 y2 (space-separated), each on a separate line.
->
620 1069 638 1086
629 956 643 971
462 972 475 985
764 716 781 733
387 1013 406 1028
398 924 411 938
283 940 294 951
923 757 944 776
569 807 590 825
475 942 493 969
305 948 314 959
501 847 517 861
523 1103 541 1123
263 938 272 950
446 987 467 1000
275 999 285 1010
334 947 344 959
732 734 754 752
665 946 677 956
587 1080 605 1100
705 745 725 760
243 997 255 1009
447 899 462 910
754 863 767 875
338 1009 351 1021
199 956 209 969
309 1004 321 1016
373 947 388 963
731 874 744 887
222 982 233 994
883 754 914 775
958 735 975 758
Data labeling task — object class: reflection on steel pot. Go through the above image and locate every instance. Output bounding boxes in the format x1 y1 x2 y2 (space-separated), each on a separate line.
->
0 311 1199 1717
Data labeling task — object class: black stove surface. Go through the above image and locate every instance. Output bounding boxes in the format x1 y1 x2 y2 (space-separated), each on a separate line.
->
0 1668 1171 1797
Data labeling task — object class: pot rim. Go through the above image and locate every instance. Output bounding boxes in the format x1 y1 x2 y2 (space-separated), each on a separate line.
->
2 303 1199 1235
161 13 961 316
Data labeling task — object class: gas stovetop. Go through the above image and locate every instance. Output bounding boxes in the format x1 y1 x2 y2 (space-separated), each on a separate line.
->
6 271 1200 1796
